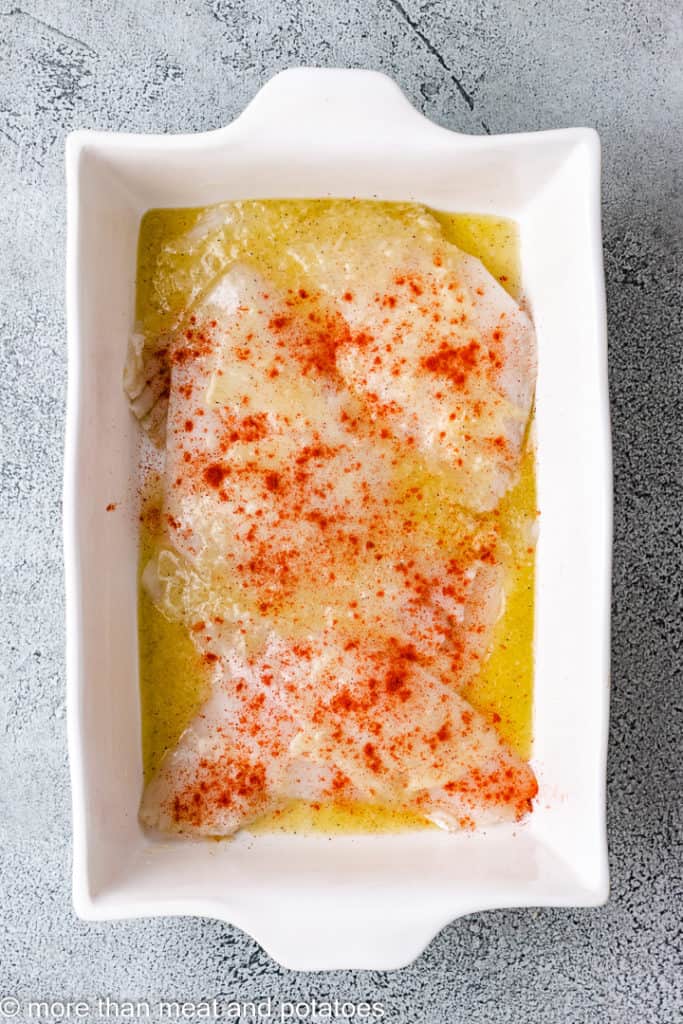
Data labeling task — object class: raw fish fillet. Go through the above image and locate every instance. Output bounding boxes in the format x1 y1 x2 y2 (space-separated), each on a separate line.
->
131 209 538 836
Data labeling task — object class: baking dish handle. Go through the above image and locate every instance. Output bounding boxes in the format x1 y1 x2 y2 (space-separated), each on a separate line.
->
231 67 453 147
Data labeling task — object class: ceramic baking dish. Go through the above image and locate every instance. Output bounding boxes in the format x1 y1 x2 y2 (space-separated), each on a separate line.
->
64 68 611 971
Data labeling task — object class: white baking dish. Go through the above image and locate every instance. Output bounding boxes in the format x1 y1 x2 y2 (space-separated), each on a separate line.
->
64 68 611 971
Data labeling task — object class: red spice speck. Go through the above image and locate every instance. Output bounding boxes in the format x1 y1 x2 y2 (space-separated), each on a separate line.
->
204 463 230 488
363 743 383 773
269 315 289 331
421 339 481 388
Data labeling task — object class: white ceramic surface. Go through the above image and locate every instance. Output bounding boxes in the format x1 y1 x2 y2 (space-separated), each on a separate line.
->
64 68 611 971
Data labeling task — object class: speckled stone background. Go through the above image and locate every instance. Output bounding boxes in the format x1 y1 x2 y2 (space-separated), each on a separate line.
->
1 1 681 1021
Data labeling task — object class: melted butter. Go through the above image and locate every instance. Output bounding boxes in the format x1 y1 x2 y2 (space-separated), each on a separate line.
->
433 211 521 300
250 799 436 835
136 201 536 830
462 444 536 758
138 498 211 783
135 207 209 339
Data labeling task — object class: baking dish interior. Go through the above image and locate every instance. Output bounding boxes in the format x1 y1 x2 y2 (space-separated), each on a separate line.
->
65 70 610 970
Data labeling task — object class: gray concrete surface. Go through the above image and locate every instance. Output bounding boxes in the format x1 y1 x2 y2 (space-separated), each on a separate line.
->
1 1 681 1021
